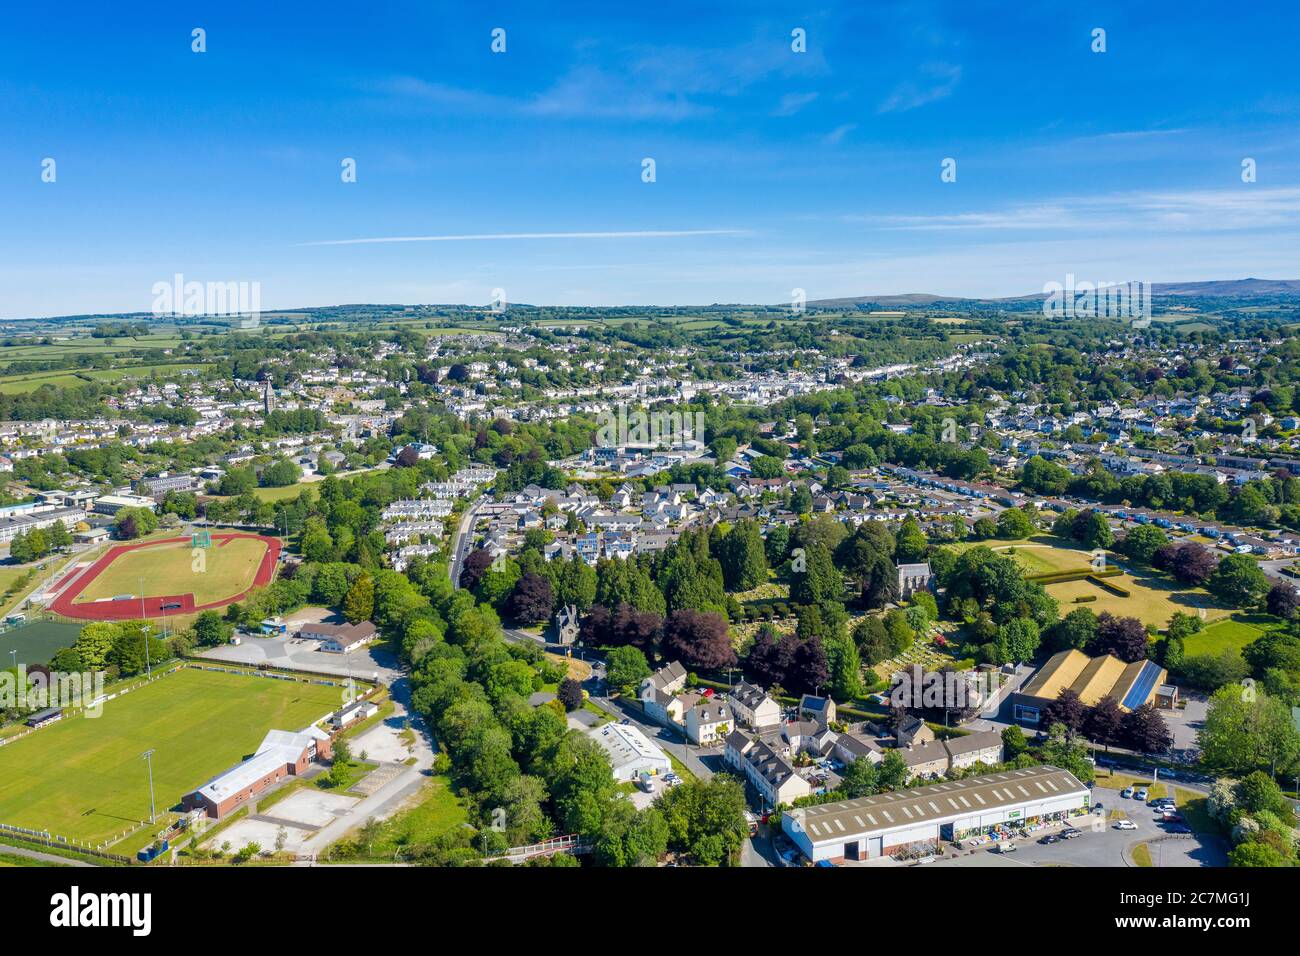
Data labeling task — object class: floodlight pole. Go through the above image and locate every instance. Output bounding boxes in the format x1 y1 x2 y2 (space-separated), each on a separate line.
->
140 577 151 678
142 749 157 824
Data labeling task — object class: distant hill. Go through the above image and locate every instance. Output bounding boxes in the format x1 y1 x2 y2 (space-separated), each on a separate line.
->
806 278 1300 309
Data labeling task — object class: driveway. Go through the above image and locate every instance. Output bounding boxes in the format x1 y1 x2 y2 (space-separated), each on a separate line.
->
297 671 436 859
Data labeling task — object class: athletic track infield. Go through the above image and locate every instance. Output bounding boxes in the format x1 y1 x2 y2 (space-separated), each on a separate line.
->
47 533 281 621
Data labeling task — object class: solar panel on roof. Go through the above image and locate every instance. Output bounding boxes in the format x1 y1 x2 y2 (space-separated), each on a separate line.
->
1123 660 1163 710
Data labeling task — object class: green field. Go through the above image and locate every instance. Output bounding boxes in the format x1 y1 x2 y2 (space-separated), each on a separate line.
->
0 668 343 844
329 772 468 860
74 537 266 606
1184 615 1272 656
0 621 83 666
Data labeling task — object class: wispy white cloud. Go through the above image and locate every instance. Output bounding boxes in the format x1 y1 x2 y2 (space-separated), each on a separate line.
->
824 123 857 145
877 61 961 114
773 91 819 116
300 229 751 247
372 33 829 122
870 187 1300 232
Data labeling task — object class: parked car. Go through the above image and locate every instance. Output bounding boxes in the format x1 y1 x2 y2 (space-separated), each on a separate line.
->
1038 834 1061 845
1166 823 1192 834
994 842 1018 853
1114 820 1138 830
1120 787 1134 798
1134 788 1150 801
1060 827 1082 839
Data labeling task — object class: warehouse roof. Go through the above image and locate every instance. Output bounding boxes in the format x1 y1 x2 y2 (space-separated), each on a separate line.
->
1021 649 1165 711
194 727 329 803
589 722 668 773
786 765 1088 843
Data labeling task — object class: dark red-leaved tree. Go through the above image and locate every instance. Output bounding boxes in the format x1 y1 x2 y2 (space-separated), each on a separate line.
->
1085 696 1125 751
580 604 613 645
557 677 584 712
1170 542 1216 587
746 626 797 689
789 635 830 697
1266 581 1300 620
611 603 663 658
459 548 494 591
661 609 735 671
506 571 554 625
1123 702 1173 755
1093 612 1150 663
1040 688 1087 734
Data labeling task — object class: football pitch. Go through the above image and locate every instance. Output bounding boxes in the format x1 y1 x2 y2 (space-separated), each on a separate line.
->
73 536 267 607
0 667 343 845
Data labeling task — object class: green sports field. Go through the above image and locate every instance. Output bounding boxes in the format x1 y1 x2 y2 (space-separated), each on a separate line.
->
0 621 83 667
74 537 266 606
0 667 343 844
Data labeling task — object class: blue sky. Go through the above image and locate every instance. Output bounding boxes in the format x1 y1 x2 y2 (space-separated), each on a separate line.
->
2 0 1299 318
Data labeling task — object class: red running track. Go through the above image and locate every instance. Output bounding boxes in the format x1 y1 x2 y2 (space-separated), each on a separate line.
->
48 533 282 621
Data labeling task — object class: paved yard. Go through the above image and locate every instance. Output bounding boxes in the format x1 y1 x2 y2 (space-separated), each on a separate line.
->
200 635 398 684
350 720 416 765
1165 694 1209 755
265 790 358 829
204 817 313 855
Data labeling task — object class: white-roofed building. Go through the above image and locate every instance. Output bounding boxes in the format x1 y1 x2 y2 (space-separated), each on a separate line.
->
588 721 671 782
184 726 333 819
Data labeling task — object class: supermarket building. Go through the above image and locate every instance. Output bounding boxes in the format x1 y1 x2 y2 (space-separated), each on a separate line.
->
781 765 1090 863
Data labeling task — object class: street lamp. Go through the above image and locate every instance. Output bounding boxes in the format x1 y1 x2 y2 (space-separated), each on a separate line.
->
142 749 157 824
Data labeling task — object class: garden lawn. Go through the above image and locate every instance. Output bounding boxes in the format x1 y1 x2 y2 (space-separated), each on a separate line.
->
0 667 341 845
1045 567 1231 629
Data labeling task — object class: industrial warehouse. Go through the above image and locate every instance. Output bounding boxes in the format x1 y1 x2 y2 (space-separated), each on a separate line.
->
781 765 1092 863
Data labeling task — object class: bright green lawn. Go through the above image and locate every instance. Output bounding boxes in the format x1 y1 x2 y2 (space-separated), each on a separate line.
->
0 668 342 844
1184 616 1270 656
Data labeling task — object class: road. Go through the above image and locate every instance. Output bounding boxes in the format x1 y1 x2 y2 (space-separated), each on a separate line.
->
297 669 436 859
448 497 487 589
0 843 91 867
